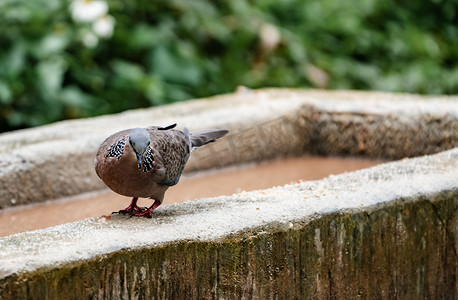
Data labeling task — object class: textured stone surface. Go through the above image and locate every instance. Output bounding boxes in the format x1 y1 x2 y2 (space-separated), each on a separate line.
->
0 89 457 209
303 107 457 159
0 149 456 299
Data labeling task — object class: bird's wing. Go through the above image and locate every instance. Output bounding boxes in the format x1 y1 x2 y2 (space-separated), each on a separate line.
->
147 128 191 186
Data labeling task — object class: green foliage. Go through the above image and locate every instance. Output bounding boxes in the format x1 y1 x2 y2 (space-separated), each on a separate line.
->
1 0 457 132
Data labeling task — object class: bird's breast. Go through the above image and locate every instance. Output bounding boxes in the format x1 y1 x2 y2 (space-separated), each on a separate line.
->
95 149 164 198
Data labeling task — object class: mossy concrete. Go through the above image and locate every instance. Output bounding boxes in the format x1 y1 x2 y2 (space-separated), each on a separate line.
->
0 89 457 209
0 149 456 299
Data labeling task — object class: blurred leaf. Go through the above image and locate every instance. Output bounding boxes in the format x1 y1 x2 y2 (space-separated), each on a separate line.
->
144 75 165 105
36 56 67 98
60 85 94 107
112 60 145 84
150 46 202 85
0 80 13 104
129 24 162 49
0 43 26 78
167 84 191 101
31 32 70 59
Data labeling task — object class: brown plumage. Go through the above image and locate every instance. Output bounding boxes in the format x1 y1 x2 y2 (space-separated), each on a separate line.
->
95 124 228 218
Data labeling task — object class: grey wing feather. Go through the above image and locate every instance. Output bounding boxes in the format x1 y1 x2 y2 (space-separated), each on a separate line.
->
190 129 228 148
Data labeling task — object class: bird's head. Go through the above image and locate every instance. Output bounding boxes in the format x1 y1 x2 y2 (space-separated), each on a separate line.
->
129 128 150 169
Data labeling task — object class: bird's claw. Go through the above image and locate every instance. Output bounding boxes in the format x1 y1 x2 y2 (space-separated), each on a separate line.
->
113 205 147 215
114 199 160 218
132 210 153 218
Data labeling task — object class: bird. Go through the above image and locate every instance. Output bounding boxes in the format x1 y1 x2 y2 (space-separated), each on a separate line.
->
94 123 228 218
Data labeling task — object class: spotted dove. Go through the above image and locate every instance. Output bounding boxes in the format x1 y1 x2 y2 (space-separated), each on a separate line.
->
95 124 228 218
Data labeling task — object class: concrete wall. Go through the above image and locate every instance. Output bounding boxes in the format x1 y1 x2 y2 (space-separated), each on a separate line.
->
0 148 456 299
0 89 457 208
0 89 457 298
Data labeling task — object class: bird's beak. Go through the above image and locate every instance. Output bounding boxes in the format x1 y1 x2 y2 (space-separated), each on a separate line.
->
136 153 143 169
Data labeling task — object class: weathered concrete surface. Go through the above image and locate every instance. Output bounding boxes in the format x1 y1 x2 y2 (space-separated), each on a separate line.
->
0 89 457 209
0 149 456 299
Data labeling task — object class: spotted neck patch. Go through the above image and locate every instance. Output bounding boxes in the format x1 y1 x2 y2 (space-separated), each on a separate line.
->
106 137 126 159
142 147 154 172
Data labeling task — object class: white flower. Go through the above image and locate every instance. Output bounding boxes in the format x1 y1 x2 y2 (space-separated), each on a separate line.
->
93 15 115 38
71 0 108 22
82 31 99 48
260 23 281 52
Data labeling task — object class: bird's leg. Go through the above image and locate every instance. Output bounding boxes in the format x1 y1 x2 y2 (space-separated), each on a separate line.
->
132 199 161 218
116 197 147 215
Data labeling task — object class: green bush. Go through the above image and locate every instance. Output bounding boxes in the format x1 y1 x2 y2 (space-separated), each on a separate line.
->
0 0 457 132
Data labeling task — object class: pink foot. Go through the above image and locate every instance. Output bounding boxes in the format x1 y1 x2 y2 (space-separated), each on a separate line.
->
132 200 161 218
115 197 147 215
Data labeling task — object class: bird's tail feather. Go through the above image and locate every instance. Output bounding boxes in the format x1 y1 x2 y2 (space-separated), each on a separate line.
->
190 129 228 148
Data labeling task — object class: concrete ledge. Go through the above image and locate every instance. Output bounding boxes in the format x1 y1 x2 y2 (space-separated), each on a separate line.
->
0 89 457 209
0 149 456 299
